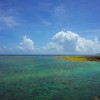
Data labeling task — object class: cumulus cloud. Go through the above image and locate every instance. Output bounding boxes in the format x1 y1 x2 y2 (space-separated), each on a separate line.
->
0 35 35 54
51 31 100 53
17 35 35 52
0 31 100 54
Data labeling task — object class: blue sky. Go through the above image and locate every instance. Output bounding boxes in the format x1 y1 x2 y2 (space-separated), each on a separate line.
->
0 0 100 54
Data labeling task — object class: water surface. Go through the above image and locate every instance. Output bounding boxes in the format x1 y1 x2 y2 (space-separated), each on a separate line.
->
0 55 100 100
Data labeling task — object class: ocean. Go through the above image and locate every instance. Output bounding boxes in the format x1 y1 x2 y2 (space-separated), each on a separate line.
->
0 55 100 100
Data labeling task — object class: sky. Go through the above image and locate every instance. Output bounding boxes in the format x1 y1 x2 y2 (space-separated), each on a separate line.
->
0 0 100 54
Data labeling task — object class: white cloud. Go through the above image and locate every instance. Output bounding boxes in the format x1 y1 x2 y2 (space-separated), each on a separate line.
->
16 31 100 54
52 31 78 42
17 35 35 52
0 7 19 29
51 31 100 54
0 35 35 54
0 31 100 54
0 16 18 27
43 42 64 54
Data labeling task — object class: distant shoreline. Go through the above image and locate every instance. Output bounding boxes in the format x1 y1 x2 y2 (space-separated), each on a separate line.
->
57 56 100 62
0 54 97 56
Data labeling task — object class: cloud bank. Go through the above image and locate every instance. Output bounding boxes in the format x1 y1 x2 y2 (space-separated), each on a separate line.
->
51 31 100 54
0 31 100 54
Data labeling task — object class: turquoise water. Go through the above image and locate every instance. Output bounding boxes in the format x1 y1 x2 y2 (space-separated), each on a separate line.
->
0 55 100 100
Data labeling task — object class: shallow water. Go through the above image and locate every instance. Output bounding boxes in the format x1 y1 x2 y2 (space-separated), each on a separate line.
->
0 55 100 100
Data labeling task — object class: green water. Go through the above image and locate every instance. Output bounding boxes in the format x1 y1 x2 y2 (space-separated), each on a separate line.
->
0 55 100 100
